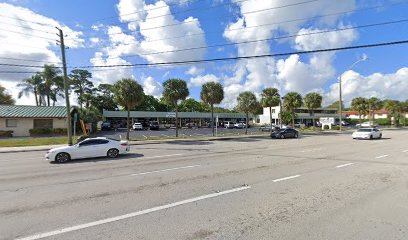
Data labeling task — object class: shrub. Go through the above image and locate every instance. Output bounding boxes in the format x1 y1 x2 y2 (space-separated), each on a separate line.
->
29 128 67 135
332 125 340 130
0 130 13 137
375 119 391 126
323 125 330 130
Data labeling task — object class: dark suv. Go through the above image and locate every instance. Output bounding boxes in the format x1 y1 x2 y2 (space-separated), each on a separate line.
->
149 121 160 130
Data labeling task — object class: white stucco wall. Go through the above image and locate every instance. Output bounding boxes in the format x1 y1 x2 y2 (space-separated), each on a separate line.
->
0 118 67 137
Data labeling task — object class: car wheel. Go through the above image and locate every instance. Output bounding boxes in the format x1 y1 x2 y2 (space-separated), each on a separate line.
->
55 152 70 163
379 134 382 139
107 148 119 158
280 135 285 139
370 135 373 140
294 133 299 138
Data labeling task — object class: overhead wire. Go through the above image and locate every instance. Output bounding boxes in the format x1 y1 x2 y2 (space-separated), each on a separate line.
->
0 27 58 41
0 14 56 28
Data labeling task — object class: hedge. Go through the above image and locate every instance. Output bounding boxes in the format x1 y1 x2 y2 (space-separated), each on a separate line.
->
29 128 67 135
0 130 13 137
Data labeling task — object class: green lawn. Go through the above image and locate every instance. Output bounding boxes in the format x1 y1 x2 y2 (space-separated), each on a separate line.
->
0 137 69 147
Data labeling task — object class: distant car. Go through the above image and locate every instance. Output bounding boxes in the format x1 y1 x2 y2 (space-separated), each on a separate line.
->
234 122 244 129
294 123 306 128
352 128 382 140
101 122 113 131
45 137 130 163
132 123 143 130
149 121 160 130
239 121 249 128
356 121 377 128
271 128 299 139
224 122 235 129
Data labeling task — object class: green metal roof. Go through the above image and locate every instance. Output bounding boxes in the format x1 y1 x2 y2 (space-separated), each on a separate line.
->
103 110 250 119
0 105 71 118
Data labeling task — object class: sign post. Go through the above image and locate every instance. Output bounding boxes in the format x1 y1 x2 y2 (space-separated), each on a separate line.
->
216 115 219 137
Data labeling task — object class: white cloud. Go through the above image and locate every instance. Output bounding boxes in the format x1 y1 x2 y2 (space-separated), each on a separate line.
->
325 68 408 106
142 76 162 98
189 74 219 87
0 3 84 105
90 52 133 84
186 66 204 76
222 83 244 109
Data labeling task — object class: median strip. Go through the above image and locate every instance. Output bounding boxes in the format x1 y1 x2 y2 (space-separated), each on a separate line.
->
15 186 251 240
130 165 201 176
273 175 301 183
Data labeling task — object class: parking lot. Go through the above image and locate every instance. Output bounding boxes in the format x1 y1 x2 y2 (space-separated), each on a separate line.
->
99 126 263 139
2 129 408 240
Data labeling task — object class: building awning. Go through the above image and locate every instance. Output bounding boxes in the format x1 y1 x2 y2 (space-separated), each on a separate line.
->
103 110 250 119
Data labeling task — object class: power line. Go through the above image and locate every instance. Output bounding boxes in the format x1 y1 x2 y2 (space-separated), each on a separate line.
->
78 1 407 50
0 14 55 28
0 27 58 41
3 39 408 70
0 41 58 50
93 18 408 60
0 20 57 34
0 56 61 64
68 0 318 40
0 71 38 74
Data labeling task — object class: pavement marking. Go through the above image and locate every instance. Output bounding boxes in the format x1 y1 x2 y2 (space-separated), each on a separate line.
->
375 154 389 159
130 165 201 176
161 134 169 137
403 150 408 153
15 186 251 240
273 175 301 183
141 153 183 159
142 135 147 139
336 163 354 168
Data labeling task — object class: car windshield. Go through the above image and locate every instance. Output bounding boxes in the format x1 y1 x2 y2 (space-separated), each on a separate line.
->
357 129 372 132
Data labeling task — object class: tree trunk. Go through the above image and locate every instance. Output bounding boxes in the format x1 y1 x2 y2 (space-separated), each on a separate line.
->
359 114 362 124
47 95 50 106
34 89 38 106
126 108 130 140
175 105 179 137
292 112 295 129
245 112 248 135
269 107 273 133
312 109 315 127
211 104 214 136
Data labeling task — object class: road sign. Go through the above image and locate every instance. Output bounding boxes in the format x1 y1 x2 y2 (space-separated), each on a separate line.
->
166 112 176 118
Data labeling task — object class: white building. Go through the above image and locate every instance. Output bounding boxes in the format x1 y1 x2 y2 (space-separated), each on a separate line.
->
259 106 339 126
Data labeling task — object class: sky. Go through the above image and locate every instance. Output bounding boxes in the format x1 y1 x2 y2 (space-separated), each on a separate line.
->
0 0 407 108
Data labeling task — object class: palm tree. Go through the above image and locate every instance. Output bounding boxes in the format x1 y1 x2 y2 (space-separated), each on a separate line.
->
303 92 323 127
42 64 62 106
17 74 43 106
351 97 369 124
200 82 224 136
0 84 15 104
113 78 145 140
367 97 383 122
162 79 189 137
237 91 258 135
384 100 403 125
260 88 280 132
283 92 303 128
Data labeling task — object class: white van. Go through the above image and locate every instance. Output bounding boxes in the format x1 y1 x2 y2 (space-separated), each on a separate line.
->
224 122 234 129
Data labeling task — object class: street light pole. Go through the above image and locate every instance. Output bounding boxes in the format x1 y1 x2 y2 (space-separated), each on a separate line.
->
338 55 367 131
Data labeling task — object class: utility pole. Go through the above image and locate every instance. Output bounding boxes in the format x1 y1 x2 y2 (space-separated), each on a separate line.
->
56 27 73 145
339 75 343 131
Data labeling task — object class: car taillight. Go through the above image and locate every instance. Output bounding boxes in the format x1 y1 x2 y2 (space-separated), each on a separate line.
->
120 143 128 146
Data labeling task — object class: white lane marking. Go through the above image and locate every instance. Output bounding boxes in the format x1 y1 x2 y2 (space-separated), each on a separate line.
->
336 163 354 168
16 186 251 240
130 165 200 176
273 175 301 183
403 150 408 153
142 135 147 139
161 134 169 137
141 153 183 159
376 155 389 159
150 135 158 138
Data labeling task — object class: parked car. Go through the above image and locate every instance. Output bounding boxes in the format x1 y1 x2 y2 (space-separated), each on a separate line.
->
224 121 235 129
260 126 280 132
45 137 129 163
132 123 143 130
271 128 299 139
294 123 306 128
239 121 249 128
356 121 377 128
101 122 113 131
234 122 244 129
352 128 382 140
149 121 160 130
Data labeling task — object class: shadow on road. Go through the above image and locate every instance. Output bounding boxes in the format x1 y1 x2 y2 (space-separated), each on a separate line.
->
53 153 145 164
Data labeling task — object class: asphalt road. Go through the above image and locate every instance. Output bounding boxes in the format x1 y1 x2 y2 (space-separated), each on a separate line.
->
1 129 408 240
98 127 261 139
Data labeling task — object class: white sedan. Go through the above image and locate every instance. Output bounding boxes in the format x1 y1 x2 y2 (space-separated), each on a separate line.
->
352 128 382 140
46 137 130 163
133 123 143 130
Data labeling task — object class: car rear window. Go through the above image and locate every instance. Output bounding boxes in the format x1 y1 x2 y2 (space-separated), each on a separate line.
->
357 129 372 132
